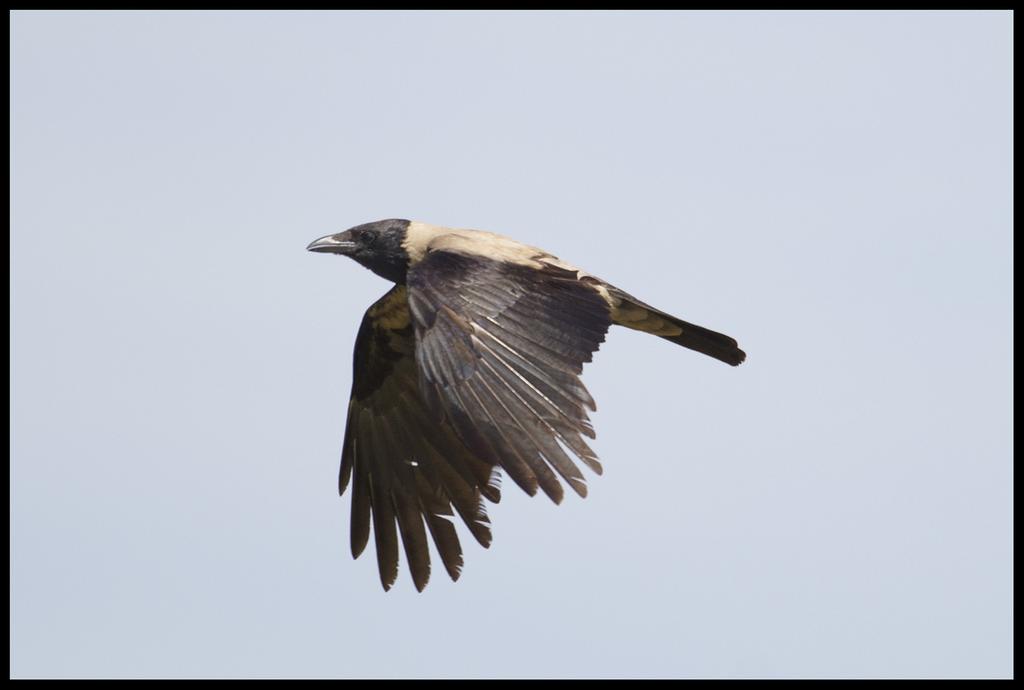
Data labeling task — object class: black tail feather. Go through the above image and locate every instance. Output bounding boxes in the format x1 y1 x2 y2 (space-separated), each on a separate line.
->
661 317 746 366
605 285 746 366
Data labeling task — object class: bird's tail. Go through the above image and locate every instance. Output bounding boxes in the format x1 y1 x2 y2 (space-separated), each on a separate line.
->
605 286 746 366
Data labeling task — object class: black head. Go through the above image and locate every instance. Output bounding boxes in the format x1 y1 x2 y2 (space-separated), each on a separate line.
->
307 219 411 284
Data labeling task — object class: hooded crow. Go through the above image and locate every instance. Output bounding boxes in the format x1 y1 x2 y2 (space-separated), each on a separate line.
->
308 219 745 591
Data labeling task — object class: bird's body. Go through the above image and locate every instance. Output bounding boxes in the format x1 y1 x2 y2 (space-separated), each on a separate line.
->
308 219 745 591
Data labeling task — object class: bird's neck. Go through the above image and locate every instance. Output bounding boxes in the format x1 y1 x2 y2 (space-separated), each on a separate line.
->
358 254 409 285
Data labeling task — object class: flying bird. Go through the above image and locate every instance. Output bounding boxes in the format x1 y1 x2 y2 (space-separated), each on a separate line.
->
308 219 745 591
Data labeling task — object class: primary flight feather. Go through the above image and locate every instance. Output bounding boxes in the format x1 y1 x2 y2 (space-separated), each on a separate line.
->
308 219 745 591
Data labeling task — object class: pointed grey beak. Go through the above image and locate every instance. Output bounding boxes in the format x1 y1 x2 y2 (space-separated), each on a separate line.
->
307 232 357 254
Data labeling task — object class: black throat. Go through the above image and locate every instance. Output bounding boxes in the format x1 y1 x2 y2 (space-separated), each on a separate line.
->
353 219 411 284
361 251 409 284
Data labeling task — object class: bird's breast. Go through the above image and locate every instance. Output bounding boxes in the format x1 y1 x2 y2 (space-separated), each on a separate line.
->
367 286 412 330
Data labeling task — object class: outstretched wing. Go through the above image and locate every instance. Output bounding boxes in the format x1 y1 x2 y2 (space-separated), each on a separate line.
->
340 285 499 592
407 247 613 504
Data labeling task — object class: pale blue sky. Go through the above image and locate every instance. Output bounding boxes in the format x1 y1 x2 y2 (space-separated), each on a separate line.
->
11 10 1012 679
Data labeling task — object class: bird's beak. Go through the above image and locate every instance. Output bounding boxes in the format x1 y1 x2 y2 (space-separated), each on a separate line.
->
307 231 357 254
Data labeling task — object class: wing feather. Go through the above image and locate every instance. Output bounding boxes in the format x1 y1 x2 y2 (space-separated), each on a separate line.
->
339 246 612 590
367 417 400 591
338 285 495 591
407 247 612 508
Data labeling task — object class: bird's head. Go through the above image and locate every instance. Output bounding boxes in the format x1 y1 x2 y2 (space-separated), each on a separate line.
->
307 219 411 284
